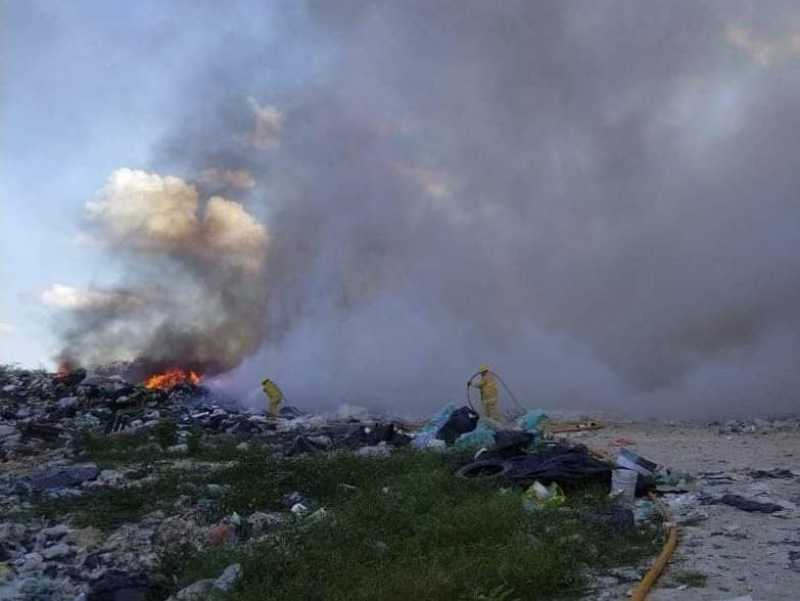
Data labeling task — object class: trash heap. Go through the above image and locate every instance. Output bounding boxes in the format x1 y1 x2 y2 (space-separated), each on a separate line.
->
0 365 684 601
0 365 420 466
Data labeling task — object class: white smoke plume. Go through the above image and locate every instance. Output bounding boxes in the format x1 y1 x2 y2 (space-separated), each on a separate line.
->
50 169 269 378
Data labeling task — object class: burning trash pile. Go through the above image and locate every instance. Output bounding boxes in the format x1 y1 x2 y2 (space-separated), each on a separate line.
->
0 364 423 466
0 365 209 461
0 364 426 600
0 363 674 601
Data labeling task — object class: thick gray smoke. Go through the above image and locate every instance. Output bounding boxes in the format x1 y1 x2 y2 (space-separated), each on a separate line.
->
53 1 800 417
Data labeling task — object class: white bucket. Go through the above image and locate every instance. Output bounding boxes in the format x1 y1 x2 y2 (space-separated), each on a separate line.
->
616 449 657 477
611 468 638 504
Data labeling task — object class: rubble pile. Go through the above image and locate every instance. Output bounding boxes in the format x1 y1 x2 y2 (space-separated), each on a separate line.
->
0 365 417 601
0 366 416 465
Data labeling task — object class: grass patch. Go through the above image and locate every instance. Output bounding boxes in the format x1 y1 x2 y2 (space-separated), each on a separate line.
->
75 428 164 464
164 451 660 601
33 444 661 599
35 472 184 530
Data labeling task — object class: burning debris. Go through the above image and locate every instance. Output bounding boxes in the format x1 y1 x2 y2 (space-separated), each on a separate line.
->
144 369 202 391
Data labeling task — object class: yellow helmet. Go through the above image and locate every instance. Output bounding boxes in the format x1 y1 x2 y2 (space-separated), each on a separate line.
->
479 364 490 373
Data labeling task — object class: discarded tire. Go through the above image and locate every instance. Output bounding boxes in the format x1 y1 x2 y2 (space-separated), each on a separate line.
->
456 444 612 488
455 459 511 480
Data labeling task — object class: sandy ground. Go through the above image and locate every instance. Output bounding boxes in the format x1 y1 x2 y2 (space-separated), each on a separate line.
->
557 420 800 601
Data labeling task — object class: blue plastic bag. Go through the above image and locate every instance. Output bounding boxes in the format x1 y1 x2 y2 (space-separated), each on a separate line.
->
516 410 547 433
412 403 456 448
453 422 496 449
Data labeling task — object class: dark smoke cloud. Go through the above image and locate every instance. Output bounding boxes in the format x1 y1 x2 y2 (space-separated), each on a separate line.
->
55 1 800 417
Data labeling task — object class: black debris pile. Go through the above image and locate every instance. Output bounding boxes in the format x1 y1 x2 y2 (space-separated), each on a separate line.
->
456 442 612 489
435 407 479 445
719 494 785 514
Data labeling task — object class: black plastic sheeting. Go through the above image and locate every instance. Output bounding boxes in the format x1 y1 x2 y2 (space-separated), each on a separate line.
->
456 444 611 488
436 406 479 445
719 494 785 513
485 430 535 459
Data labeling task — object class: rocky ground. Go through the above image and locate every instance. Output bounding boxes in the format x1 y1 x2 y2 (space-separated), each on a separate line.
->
2 364 797 601
0 366 417 600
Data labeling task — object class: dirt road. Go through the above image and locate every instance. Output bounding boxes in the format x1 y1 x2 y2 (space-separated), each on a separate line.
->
564 420 800 601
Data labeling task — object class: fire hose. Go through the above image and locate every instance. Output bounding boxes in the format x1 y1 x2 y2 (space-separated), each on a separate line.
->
630 493 678 601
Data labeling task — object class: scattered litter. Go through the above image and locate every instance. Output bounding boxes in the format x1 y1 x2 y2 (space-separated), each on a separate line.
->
453 422 496 450
610 468 638 505
483 430 535 459
546 420 604 434
719 494 784 514
616 448 657 478
654 467 695 493
411 404 456 449
522 481 565 511
749 468 798 480
516 410 548 432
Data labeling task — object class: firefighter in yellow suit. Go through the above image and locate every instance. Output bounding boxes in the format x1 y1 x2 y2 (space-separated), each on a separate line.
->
261 378 284 417
468 364 500 421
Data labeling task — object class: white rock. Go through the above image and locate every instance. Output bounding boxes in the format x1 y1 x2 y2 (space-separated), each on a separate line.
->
97 469 125 486
41 524 71 539
174 579 214 600
290 503 309 516
356 443 392 457
57 396 79 410
19 553 43 571
42 543 71 560
167 443 189 454
213 563 242 592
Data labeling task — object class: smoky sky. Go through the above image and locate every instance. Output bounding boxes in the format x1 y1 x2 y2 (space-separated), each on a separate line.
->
57 1 800 418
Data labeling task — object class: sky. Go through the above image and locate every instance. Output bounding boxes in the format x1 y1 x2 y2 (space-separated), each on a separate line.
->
3 1 800 418
1 1 299 366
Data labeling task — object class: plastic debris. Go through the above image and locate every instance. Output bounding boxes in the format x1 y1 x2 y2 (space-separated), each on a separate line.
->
516 410 548 432
616 448 657 477
522 480 566 510
719 494 784 513
411 403 456 449
610 468 638 505
457 443 611 487
453 422 496 449
436 406 479 444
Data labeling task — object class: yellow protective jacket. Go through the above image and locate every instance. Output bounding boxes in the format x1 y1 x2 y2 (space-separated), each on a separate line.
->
261 379 284 416
473 372 499 419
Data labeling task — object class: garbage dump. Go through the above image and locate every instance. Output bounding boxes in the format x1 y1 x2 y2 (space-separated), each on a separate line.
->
5 363 798 600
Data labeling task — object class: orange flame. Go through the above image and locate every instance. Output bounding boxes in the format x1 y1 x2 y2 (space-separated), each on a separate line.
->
144 368 201 390
56 360 78 378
